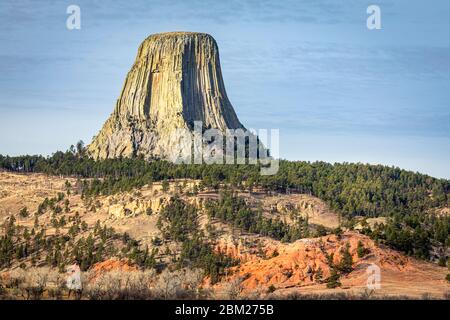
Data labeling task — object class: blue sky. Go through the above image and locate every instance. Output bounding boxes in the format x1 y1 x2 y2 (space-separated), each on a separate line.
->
0 0 449 178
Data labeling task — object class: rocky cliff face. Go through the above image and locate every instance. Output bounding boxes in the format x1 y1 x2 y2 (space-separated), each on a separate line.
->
88 32 245 160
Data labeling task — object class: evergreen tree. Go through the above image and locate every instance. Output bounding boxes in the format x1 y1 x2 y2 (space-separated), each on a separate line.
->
19 207 29 218
337 242 353 274
357 240 370 258
162 179 170 193
314 267 323 282
326 268 341 288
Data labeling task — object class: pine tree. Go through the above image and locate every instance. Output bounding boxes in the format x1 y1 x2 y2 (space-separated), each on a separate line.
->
326 268 341 288
357 240 370 258
338 242 353 274
162 179 170 193
192 184 199 195
314 267 323 282
19 207 29 218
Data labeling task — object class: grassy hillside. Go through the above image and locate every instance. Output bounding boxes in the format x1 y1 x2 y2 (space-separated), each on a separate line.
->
1 151 449 261
1 152 449 218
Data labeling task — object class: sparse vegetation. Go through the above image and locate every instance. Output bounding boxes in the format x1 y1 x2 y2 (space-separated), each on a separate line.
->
0 214 157 271
2 152 448 260
314 267 323 282
157 197 237 284
205 191 310 242
357 240 370 258
326 268 341 289
336 243 353 274
0 151 449 299
0 267 210 300
19 207 29 218
267 284 276 294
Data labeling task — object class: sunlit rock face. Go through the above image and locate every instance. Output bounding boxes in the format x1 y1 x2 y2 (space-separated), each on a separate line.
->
88 32 246 161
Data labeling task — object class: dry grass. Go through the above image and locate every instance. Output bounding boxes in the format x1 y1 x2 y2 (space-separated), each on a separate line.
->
1 267 210 300
274 290 447 300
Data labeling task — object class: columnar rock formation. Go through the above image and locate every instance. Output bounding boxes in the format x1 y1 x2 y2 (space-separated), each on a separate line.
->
88 32 246 160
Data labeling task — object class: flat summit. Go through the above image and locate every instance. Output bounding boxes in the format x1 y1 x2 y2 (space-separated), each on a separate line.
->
88 32 245 160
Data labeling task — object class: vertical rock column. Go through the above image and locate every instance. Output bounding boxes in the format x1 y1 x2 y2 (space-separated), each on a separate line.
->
88 32 245 160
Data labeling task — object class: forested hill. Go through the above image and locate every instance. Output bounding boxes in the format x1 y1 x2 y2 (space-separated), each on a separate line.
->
1 151 448 220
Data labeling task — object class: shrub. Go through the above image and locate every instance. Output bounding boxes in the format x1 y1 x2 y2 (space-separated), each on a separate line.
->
84 270 156 300
19 207 29 218
47 270 66 300
337 243 353 274
155 269 197 299
267 284 276 294
219 277 244 299
326 268 341 289
20 268 49 300
357 240 370 258
314 267 323 282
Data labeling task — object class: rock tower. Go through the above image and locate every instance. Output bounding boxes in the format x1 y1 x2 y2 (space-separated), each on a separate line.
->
88 32 247 160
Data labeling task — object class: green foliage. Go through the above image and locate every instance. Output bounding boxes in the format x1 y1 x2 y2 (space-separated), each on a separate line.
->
19 207 29 218
157 197 237 284
315 225 328 237
357 240 370 258
161 179 170 193
365 213 449 260
0 216 16 267
1 153 448 220
37 194 66 216
192 184 199 195
64 199 70 213
1 152 449 262
205 191 309 242
333 227 343 239
326 268 341 289
179 235 236 284
314 267 323 282
158 196 199 241
322 245 349 289
337 242 353 274
267 284 276 293
0 213 155 271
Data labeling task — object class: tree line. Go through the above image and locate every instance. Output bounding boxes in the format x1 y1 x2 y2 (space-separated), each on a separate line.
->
1 149 449 262
1 150 448 219
205 190 311 242
157 197 237 284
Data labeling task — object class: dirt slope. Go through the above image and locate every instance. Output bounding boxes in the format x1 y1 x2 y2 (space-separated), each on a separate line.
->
213 232 449 298
1 172 448 299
